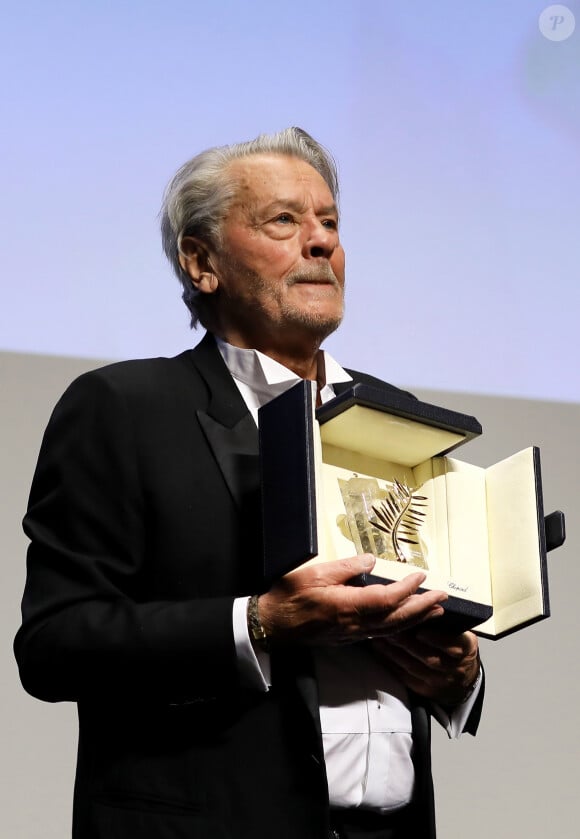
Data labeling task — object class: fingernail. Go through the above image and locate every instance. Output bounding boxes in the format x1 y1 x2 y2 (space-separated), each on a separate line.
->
362 554 375 570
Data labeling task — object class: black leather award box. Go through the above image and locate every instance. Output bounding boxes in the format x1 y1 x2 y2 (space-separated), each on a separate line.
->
259 381 565 638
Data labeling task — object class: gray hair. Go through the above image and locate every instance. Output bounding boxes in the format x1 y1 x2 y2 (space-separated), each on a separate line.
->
160 127 339 328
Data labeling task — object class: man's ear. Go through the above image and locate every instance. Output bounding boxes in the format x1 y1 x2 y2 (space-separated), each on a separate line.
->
179 237 219 295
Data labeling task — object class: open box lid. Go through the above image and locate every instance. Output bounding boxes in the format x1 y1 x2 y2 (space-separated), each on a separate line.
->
317 383 482 465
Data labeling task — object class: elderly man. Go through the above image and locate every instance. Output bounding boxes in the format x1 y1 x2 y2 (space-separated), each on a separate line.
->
15 128 482 839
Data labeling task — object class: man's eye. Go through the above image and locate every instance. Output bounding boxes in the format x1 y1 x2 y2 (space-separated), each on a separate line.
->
275 213 294 224
322 218 338 230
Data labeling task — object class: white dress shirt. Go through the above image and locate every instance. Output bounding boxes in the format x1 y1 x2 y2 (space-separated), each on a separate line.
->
218 338 481 812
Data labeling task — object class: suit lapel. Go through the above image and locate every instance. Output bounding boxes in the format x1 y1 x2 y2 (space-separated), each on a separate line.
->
196 411 259 511
189 333 260 511
189 341 359 514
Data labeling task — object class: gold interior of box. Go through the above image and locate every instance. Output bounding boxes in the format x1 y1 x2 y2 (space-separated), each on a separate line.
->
319 404 467 466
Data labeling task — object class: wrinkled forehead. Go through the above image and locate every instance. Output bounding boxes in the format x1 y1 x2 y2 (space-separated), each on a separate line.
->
223 153 335 214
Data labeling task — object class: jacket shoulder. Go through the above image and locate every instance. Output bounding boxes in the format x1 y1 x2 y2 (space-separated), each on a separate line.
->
70 351 199 391
53 350 209 408
37 351 212 441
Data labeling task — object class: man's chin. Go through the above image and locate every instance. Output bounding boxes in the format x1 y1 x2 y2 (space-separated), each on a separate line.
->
284 308 343 343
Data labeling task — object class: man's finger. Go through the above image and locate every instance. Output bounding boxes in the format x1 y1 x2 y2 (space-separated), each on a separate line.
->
413 628 478 659
354 573 440 612
288 554 377 587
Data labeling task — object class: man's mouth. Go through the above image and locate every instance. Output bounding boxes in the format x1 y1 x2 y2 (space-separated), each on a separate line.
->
288 271 339 289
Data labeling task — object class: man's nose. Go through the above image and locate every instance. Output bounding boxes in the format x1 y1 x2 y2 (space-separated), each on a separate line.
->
303 220 337 259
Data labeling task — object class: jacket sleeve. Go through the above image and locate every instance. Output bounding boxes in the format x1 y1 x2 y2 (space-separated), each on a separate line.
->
14 369 240 705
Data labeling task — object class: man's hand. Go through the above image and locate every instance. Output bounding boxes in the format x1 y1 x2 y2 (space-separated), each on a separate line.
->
257 555 447 647
371 626 480 707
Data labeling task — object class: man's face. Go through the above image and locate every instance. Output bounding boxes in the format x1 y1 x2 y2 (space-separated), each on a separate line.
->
202 154 345 353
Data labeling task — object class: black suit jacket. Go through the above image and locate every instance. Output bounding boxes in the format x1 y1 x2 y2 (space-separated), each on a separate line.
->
15 332 481 839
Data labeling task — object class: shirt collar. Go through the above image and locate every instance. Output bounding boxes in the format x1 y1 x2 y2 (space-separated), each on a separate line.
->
215 336 352 399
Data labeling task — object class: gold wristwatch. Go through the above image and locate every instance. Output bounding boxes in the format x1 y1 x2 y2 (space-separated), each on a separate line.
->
247 594 270 651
